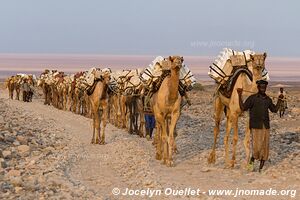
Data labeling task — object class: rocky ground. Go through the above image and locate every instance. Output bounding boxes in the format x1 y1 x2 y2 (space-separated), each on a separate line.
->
0 82 299 200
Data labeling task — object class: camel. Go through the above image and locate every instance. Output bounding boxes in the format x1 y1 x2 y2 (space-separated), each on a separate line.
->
38 70 52 105
70 72 84 113
5 76 15 99
120 70 145 136
89 72 111 144
111 73 129 129
82 92 92 117
151 56 183 167
207 53 267 168
108 92 120 126
124 87 144 136
37 78 52 105
61 76 72 111
26 75 36 102
14 75 21 100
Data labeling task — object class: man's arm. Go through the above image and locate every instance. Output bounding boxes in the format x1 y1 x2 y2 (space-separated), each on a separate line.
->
269 97 282 113
237 88 253 111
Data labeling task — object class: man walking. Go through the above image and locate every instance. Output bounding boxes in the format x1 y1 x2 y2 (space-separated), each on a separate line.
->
237 80 282 172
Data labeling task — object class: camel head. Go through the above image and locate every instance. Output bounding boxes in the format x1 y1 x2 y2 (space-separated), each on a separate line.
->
44 69 50 74
102 73 111 85
37 79 43 87
168 56 184 71
250 53 267 77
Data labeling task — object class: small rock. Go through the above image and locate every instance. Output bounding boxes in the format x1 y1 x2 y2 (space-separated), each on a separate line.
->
43 146 55 154
2 150 12 159
4 136 15 143
7 169 21 177
16 136 28 145
291 107 300 114
1 182 13 192
13 141 20 146
1 160 8 168
201 167 212 172
14 186 23 193
17 145 30 157
10 177 22 187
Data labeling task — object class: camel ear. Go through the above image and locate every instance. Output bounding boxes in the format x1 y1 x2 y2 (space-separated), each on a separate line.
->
263 52 267 59
169 56 174 62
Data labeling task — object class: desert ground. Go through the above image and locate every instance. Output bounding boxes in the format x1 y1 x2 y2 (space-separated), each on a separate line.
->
0 80 299 200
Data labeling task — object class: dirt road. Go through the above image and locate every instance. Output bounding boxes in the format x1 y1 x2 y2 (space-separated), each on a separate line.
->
0 85 299 199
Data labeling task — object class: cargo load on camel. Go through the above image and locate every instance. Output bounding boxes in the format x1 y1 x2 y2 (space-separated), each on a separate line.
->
208 48 270 98
140 56 196 96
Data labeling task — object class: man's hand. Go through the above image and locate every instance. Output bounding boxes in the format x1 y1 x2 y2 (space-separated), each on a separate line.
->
237 88 243 96
279 94 284 99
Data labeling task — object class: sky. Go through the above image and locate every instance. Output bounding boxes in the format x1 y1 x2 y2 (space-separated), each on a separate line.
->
0 0 299 57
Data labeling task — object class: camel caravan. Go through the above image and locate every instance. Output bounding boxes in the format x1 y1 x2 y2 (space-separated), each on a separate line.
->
5 49 277 169
5 74 37 102
5 55 196 166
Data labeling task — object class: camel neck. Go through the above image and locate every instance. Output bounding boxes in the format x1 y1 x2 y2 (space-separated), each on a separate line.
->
243 63 262 93
169 68 180 100
250 67 262 92
100 81 108 100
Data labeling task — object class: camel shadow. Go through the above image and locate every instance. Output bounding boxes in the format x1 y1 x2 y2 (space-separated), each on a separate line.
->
173 111 299 169
174 113 218 163
268 131 299 165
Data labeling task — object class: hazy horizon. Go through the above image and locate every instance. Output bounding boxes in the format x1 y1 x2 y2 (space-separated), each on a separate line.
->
1 1 299 81
0 53 299 82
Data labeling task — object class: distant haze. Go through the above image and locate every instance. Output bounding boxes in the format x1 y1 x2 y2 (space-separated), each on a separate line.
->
0 54 299 82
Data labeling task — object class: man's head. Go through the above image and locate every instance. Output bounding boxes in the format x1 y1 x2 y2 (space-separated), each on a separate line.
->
256 80 268 95
280 87 284 92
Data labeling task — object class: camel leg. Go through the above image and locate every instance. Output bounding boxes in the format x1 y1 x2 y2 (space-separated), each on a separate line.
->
64 94 67 111
122 101 127 129
95 107 101 144
47 90 51 105
91 115 96 144
139 113 145 137
167 111 180 167
128 104 133 134
76 98 80 114
208 97 224 164
100 105 108 145
43 90 47 104
231 115 238 168
16 89 20 100
154 122 162 160
224 114 232 168
173 128 178 154
161 120 168 165
243 122 251 167
133 99 139 135
72 98 76 113
8 89 14 99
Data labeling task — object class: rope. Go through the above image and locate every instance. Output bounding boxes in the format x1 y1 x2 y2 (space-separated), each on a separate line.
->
242 89 291 100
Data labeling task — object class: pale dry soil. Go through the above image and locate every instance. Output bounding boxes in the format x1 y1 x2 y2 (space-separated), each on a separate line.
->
0 84 299 200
